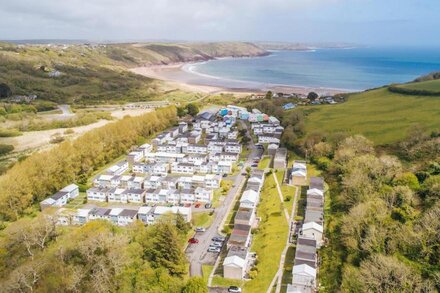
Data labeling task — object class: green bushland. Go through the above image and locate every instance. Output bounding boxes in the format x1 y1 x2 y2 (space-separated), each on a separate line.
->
303 135 439 292
0 214 203 292
0 106 176 220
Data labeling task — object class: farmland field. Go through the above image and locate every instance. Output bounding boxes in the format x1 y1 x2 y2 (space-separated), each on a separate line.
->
305 86 440 145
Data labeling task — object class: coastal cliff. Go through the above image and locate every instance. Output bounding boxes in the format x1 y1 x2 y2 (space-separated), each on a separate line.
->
108 42 270 66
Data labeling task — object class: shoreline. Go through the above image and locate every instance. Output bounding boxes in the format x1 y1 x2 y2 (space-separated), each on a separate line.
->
130 59 352 96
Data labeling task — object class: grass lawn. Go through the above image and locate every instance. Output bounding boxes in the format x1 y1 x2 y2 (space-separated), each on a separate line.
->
258 156 271 170
202 265 214 285
244 173 289 292
65 192 86 209
192 212 214 228
213 179 233 208
280 245 296 293
212 276 244 288
305 86 440 145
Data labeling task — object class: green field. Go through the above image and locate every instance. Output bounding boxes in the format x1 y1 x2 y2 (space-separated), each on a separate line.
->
397 79 440 91
305 87 440 145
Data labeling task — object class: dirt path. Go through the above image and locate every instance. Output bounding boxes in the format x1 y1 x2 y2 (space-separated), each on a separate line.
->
1 108 152 152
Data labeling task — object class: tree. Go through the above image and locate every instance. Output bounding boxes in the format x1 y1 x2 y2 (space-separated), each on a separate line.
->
182 277 207 293
177 107 186 117
145 220 187 277
241 135 250 146
358 254 434 292
265 90 273 99
175 212 191 235
0 83 12 98
186 103 199 117
307 91 319 101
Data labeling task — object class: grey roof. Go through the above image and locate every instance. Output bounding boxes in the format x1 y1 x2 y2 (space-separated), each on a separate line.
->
51 191 68 200
234 210 253 222
275 147 288 157
307 198 323 208
119 209 138 218
297 236 318 248
90 207 111 217
310 177 324 191
123 189 145 195
294 258 317 268
304 210 324 225
226 246 248 260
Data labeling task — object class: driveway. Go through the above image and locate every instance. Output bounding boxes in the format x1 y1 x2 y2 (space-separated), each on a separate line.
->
186 121 258 276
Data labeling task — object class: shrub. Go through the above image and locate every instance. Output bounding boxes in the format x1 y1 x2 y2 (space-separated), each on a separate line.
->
0 128 22 137
0 144 14 156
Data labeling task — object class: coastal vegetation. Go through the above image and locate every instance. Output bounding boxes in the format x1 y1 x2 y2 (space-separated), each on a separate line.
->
0 214 200 292
0 41 266 105
307 134 440 292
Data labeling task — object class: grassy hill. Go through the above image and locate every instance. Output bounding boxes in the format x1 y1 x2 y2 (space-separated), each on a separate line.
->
305 83 440 145
0 41 267 104
398 79 440 91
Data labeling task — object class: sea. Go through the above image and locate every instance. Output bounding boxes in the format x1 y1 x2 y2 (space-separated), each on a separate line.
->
184 47 440 91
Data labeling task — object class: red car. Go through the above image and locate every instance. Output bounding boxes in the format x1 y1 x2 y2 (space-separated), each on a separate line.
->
188 238 199 244
195 203 201 208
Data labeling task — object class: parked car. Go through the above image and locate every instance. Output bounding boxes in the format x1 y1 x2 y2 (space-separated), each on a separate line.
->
222 173 228 178
208 247 221 253
188 238 199 244
251 164 258 167
212 236 225 242
195 203 201 208
205 203 212 209
210 242 222 247
228 286 242 293
195 227 206 232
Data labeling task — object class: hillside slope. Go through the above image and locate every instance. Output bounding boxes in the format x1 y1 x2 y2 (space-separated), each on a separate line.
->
0 41 268 104
305 82 440 145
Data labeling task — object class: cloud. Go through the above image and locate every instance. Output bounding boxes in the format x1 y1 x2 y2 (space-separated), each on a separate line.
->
0 0 439 45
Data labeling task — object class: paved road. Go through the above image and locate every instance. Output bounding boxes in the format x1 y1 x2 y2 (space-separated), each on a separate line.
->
186 121 260 277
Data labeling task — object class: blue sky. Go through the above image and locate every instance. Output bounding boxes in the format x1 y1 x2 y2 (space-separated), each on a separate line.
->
1 0 439 46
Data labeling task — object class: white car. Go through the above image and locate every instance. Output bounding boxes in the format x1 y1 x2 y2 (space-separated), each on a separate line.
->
208 247 221 253
195 227 206 232
210 242 222 247
228 286 242 293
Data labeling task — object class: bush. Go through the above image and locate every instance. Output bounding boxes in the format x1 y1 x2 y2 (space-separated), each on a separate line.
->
0 144 14 156
0 128 22 137
315 156 332 171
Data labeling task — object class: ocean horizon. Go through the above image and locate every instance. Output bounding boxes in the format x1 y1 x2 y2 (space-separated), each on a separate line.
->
185 47 440 92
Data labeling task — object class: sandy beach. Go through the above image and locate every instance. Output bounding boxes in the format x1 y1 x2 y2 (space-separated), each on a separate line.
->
130 62 347 96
